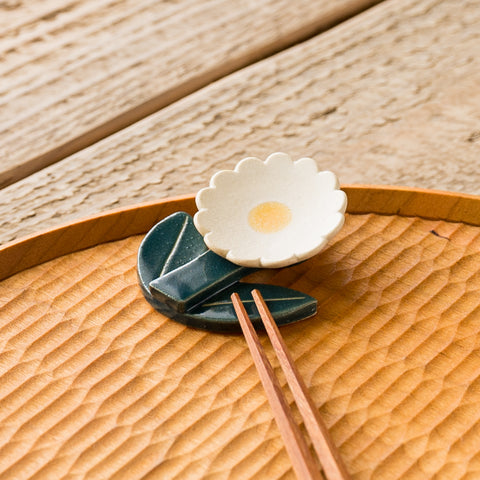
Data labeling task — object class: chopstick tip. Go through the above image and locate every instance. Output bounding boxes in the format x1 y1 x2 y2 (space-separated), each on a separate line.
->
251 288 261 299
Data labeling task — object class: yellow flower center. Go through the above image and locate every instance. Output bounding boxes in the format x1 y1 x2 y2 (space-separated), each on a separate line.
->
248 201 292 233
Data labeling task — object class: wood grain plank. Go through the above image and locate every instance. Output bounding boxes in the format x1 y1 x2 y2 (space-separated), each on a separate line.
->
0 0 380 187
0 0 479 245
0 0 80 33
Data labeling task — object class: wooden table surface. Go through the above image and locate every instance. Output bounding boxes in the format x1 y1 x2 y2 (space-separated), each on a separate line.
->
1 0 479 245
1 1 480 479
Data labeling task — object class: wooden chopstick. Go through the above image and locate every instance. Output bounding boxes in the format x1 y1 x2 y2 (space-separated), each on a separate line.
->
231 291 322 480
231 290 351 480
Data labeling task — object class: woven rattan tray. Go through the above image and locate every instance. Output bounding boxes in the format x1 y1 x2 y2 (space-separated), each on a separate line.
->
1 186 479 480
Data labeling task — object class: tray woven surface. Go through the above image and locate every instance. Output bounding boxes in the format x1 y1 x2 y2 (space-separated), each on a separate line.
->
1 187 479 480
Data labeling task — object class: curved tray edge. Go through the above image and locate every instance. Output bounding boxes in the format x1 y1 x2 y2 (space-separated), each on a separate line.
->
0 186 478 281
346 185 480 222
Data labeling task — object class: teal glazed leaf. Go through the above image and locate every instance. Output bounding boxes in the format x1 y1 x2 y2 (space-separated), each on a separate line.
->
149 249 254 313
137 212 318 332
137 212 207 300
185 283 318 332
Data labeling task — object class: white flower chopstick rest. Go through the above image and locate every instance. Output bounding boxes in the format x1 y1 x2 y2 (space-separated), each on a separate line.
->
194 152 347 268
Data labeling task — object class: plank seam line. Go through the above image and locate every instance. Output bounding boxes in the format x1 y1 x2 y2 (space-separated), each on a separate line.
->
0 0 384 190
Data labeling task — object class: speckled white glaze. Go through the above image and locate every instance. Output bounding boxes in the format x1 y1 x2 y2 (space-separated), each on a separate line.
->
194 152 347 268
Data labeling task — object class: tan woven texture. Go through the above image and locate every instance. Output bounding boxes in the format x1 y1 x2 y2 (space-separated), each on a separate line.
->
1 209 479 479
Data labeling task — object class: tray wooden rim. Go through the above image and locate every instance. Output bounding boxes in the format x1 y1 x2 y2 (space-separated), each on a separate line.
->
1 185 479 282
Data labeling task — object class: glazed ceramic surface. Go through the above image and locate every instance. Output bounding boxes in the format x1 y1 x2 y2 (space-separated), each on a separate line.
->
194 152 347 268
137 212 317 332
150 249 253 313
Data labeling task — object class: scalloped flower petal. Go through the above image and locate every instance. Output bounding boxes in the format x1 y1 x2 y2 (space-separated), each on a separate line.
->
194 153 347 268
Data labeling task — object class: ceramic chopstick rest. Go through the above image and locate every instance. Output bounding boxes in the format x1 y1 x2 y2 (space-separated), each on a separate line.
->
194 152 347 268
137 153 347 332
137 212 317 331
149 249 253 313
